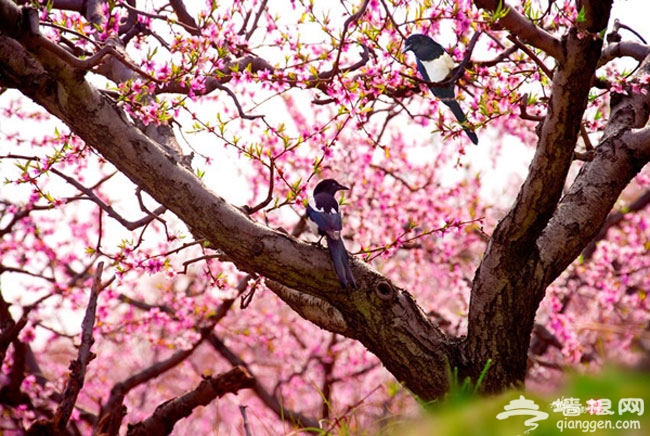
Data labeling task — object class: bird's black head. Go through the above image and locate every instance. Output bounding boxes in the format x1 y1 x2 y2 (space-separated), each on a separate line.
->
402 34 445 60
313 179 349 196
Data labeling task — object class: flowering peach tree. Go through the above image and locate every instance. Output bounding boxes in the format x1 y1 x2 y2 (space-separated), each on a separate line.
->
1 0 649 433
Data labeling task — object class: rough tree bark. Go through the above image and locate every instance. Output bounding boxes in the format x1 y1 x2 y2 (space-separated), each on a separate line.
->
1 0 649 406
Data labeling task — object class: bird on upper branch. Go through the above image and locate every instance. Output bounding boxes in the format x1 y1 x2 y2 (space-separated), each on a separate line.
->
306 179 357 289
403 34 479 145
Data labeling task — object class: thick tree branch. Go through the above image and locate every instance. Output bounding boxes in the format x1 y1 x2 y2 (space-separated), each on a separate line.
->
581 190 650 260
539 53 650 274
126 366 255 436
473 0 563 60
168 0 200 34
599 41 650 67
0 292 29 365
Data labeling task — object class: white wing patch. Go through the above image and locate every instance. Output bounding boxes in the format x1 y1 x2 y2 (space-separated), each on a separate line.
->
307 196 320 212
421 53 455 82
307 217 320 235
307 197 342 240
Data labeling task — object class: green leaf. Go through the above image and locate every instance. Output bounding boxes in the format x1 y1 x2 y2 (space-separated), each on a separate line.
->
482 0 510 22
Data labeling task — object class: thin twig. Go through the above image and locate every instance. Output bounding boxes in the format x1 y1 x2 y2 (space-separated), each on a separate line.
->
214 83 264 120
446 31 483 85
579 122 593 151
519 93 545 121
330 0 370 78
379 0 405 39
244 0 269 40
369 163 430 192
208 334 320 428
119 0 199 34
40 21 100 49
303 45 371 93
182 254 224 274
479 44 519 68
135 187 168 226
37 34 161 83
361 218 483 262
51 168 166 231
323 385 381 433
240 405 252 436
243 162 274 214
613 19 648 44
507 34 554 79
53 262 110 432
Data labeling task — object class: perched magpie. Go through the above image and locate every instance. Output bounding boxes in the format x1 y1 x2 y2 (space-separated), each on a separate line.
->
306 179 357 288
403 34 479 145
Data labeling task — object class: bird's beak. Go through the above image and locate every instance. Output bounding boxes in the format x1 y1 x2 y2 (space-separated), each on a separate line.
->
402 43 411 54
338 183 350 191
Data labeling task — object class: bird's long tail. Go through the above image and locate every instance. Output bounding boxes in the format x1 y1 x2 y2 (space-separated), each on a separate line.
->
326 236 357 289
442 99 479 145
434 86 479 145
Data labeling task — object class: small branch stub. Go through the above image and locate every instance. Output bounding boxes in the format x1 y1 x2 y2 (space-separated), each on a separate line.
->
375 281 395 301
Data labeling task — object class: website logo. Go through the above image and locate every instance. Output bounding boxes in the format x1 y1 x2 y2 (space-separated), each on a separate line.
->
496 395 549 433
496 395 644 434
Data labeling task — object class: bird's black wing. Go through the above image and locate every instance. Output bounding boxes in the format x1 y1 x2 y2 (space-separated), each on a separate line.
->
306 193 342 239
306 193 356 288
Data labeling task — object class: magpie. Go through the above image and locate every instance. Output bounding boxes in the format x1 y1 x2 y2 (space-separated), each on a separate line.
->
403 34 479 145
306 179 357 288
